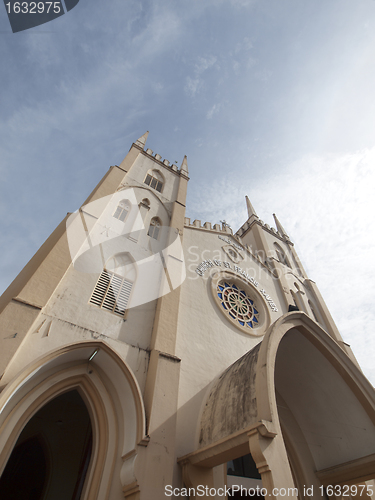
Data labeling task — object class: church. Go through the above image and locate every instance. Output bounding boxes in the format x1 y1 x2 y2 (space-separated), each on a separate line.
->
0 132 374 499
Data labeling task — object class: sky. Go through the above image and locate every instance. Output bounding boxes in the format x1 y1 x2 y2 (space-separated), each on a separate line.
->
0 0 374 384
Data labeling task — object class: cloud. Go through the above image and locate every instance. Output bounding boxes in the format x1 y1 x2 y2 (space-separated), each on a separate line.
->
195 55 218 74
235 37 253 54
230 37 256 75
206 103 222 120
184 77 202 98
184 55 219 97
230 0 257 6
130 8 182 59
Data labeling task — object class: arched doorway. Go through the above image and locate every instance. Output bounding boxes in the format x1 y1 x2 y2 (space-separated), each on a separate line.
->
179 313 375 499
0 342 147 499
274 327 375 489
0 389 92 500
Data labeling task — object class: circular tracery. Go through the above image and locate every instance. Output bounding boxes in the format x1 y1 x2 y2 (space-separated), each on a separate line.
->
217 281 259 329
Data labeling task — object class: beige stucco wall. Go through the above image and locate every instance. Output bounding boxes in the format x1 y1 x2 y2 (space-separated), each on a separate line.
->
175 226 284 459
0 263 154 393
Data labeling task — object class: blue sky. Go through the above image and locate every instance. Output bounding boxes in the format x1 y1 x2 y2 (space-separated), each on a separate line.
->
1 0 375 383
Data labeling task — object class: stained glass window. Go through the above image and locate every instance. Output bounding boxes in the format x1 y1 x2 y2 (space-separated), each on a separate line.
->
217 281 259 328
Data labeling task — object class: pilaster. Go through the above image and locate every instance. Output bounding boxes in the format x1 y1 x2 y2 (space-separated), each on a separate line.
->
142 167 188 496
248 425 297 499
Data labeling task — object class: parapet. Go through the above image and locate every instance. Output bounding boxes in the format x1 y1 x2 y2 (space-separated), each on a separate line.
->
184 217 274 273
143 147 182 174
184 218 233 234
236 217 286 242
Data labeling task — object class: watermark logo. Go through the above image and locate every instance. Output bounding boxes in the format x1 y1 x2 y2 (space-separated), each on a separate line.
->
3 0 79 33
66 187 186 311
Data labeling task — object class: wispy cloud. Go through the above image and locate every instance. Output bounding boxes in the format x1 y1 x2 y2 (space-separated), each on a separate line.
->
195 55 218 74
184 55 219 97
184 77 202 98
230 0 257 6
206 103 222 119
235 37 253 54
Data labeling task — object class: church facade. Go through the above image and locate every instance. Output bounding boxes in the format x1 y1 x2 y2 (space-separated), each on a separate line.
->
0 133 374 499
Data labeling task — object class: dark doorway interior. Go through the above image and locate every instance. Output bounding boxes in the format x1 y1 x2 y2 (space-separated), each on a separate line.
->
0 389 92 500
227 453 261 480
227 453 264 500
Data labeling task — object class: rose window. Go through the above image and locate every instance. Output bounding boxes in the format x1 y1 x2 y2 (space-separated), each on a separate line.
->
217 281 259 328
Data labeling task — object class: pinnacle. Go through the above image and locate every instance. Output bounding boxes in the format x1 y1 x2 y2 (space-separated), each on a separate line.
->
245 195 258 219
273 213 289 239
180 155 188 176
135 131 149 149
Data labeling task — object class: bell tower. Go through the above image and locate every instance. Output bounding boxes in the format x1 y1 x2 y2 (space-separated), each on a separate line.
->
0 132 189 500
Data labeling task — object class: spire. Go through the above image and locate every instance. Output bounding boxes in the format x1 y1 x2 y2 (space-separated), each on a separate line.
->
135 131 149 149
245 195 257 219
180 155 189 176
273 213 289 239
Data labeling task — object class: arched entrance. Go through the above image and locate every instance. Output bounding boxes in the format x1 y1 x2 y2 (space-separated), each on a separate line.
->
179 312 375 499
0 389 92 500
274 325 375 490
0 341 147 500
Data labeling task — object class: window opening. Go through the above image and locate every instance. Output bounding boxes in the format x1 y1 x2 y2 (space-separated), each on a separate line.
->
148 218 161 240
144 171 163 192
217 281 259 329
227 454 264 499
113 200 130 222
227 453 261 479
90 269 133 316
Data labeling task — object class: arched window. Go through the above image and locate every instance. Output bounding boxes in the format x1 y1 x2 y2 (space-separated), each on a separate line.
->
113 199 131 222
274 243 291 268
148 217 161 239
144 170 164 192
